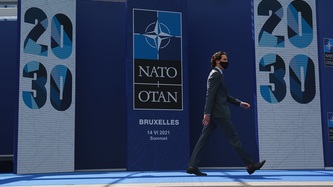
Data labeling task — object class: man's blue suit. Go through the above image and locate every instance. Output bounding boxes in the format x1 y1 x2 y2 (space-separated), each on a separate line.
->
188 67 254 167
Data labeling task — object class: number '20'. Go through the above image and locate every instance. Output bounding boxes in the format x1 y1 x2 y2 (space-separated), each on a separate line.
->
258 0 313 48
23 7 73 58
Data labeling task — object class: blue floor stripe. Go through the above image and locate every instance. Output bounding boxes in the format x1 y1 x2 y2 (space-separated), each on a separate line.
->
1 170 333 186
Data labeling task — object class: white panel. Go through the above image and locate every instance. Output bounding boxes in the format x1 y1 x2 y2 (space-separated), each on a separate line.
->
254 0 324 169
0 7 17 16
17 0 76 174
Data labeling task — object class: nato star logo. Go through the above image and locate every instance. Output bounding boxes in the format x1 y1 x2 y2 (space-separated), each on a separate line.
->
133 9 181 60
324 38 333 53
326 42 332 52
143 20 173 51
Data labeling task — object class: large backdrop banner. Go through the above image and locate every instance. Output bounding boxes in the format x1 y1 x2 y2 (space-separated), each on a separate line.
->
16 0 76 174
126 0 189 170
253 0 324 169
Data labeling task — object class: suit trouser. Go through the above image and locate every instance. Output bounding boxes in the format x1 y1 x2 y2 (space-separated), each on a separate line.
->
188 117 254 167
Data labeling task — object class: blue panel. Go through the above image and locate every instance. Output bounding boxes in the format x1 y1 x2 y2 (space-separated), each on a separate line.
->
127 0 189 171
187 0 259 167
317 0 333 167
75 1 127 170
0 21 18 156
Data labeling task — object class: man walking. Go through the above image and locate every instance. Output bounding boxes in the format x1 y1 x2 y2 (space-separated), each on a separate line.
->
186 51 266 176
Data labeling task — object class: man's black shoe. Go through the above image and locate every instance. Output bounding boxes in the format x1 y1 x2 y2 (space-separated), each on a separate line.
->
246 160 266 175
186 167 207 176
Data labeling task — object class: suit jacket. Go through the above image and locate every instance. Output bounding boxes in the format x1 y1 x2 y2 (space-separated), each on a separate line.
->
204 67 241 118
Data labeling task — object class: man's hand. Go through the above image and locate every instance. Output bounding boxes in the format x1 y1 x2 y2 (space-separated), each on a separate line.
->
202 114 210 126
240 102 250 109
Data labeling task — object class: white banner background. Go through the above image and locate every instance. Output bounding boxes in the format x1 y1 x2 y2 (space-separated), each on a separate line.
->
254 0 324 169
18 0 76 174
